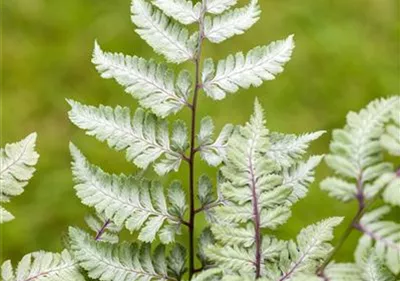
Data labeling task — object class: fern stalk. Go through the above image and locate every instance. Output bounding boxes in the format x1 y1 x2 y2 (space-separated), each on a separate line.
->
188 1 207 278
317 175 366 276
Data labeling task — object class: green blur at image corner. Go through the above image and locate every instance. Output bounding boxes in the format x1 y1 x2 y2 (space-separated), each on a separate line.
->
1 0 399 264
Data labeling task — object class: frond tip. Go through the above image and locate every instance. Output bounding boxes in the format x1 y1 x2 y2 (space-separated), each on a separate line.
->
204 0 261 43
131 0 196 63
0 133 39 223
202 35 295 100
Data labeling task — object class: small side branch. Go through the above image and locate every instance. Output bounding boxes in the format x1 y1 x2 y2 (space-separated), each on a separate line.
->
95 219 111 241
317 175 366 275
194 200 222 214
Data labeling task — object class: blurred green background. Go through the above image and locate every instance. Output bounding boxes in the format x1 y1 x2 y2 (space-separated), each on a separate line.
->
1 0 399 266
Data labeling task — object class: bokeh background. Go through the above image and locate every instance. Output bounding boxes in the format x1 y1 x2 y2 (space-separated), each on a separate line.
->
1 0 399 266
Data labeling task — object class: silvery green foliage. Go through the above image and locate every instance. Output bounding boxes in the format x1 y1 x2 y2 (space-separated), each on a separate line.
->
92 42 191 118
68 100 186 175
61 0 354 279
203 0 260 43
131 0 197 63
202 35 294 100
202 101 340 280
0 133 39 223
1 250 84 281
69 227 187 281
70 144 187 244
321 97 399 200
320 96 400 278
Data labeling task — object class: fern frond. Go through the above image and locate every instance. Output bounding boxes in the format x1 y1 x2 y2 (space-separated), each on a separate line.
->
206 100 323 277
0 133 39 223
197 117 234 166
152 0 201 24
202 35 294 100
131 0 195 63
267 131 325 168
68 100 184 175
216 99 291 228
92 42 190 117
203 0 260 43
267 217 343 280
380 102 400 156
70 144 186 243
321 96 399 201
355 206 400 274
206 0 237 14
282 155 323 203
69 227 186 281
1 250 84 281
325 97 398 180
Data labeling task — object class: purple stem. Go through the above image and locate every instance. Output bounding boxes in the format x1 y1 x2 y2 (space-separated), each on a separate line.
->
95 219 111 241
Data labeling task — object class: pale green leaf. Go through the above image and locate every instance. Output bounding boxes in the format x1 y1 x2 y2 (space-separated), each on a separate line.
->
131 0 195 63
0 133 39 223
70 144 183 243
202 35 294 100
92 42 190 117
1 250 84 281
204 0 260 43
68 101 183 175
152 0 201 24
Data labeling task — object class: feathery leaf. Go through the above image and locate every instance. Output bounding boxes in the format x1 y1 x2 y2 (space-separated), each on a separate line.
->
204 0 260 43
267 131 325 168
206 0 237 14
69 227 181 281
68 100 184 175
70 144 186 243
131 0 195 63
152 0 201 24
0 133 39 223
282 155 323 203
1 250 84 281
267 217 343 280
202 35 294 100
92 42 190 117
